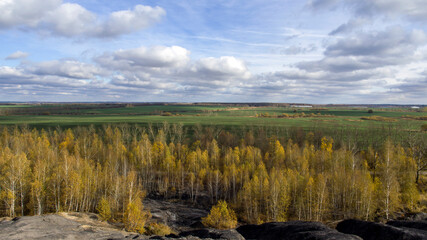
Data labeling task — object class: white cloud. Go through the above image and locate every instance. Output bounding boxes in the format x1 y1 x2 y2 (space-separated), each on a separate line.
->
0 0 165 38
0 45 253 100
5 51 29 60
100 5 166 38
94 46 191 83
0 66 31 83
95 45 252 90
112 45 190 68
0 0 60 28
192 56 251 79
26 60 103 79
0 65 88 86
326 27 426 57
43 3 96 37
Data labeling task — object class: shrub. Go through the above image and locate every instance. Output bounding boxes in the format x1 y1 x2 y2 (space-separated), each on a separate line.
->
123 197 151 234
96 197 111 221
146 222 173 236
202 200 237 229
368 109 374 114
422 124 427 131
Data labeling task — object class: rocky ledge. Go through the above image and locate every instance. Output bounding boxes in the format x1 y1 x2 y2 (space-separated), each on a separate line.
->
1 213 426 239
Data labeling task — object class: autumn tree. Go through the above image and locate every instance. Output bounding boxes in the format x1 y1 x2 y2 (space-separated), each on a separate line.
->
97 197 111 221
376 140 400 219
202 200 237 229
123 196 151 234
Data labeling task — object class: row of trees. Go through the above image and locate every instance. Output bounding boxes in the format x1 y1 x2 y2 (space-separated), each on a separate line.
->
0 125 425 226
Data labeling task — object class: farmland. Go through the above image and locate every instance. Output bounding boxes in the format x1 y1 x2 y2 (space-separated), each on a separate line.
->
0 103 425 131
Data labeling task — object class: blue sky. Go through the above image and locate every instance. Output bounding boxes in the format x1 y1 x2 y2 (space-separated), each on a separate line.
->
0 0 426 103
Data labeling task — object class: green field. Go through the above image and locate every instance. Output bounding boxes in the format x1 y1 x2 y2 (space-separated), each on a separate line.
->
0 104 425 132
0 104 35 108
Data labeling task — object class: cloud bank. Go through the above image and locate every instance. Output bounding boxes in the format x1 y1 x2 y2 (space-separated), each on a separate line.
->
0 45 254 101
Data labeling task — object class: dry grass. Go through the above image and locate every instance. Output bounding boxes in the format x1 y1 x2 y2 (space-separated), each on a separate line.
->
360 116 397 122
344 119 363 122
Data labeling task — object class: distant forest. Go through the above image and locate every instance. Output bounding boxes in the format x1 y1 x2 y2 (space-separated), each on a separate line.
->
0 124 425 226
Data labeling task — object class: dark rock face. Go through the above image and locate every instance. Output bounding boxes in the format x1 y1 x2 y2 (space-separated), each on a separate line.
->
236 221 362 240
144 198 209 232
178 229 244 240
336 219 427 240
387 220 427 231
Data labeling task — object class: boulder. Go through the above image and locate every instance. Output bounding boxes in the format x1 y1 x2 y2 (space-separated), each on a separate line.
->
336 219 427 240
236 221 361 240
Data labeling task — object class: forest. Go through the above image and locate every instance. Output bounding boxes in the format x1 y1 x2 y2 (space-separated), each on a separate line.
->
0 123 425 232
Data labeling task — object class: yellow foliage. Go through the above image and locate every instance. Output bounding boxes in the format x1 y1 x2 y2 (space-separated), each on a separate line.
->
96 197 111 221
146 222 173 236
202 200 237 229
321 137 333 154
123 197 151 234
0 126 424 223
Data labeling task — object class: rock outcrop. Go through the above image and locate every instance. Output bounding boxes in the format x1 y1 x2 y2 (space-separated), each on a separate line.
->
236 221 362 240
3 211 427 240
0 214 127 240
336 219 427 240
0 214 243 240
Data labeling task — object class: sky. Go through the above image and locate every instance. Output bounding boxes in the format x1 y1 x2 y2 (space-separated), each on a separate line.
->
0 0 426 104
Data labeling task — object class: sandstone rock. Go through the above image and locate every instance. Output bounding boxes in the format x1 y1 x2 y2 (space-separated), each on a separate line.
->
0 214 128 240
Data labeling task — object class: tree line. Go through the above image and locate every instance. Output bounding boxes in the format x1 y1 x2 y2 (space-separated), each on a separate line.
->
0 124 425 226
